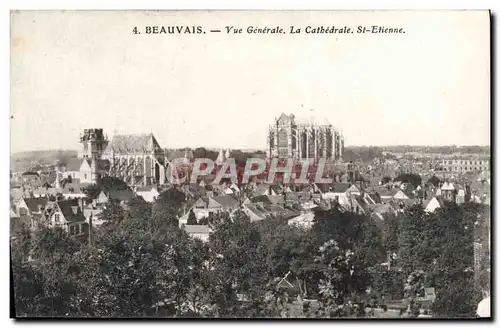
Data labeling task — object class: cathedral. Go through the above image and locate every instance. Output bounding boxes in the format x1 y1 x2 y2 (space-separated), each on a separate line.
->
267 113 344 161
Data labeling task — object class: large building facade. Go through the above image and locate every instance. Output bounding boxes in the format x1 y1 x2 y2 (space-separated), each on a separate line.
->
267 113 344 160
436 158 490 173
102 133 166 186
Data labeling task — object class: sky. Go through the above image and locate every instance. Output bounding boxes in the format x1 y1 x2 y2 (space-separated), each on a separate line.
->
10 10 490 153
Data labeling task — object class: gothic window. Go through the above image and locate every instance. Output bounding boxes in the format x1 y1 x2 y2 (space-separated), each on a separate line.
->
278 129 288 147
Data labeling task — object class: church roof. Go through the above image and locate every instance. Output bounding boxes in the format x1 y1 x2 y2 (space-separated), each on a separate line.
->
103 133 163 155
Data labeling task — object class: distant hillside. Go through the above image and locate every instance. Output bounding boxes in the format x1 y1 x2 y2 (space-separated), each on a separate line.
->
10 149 78 172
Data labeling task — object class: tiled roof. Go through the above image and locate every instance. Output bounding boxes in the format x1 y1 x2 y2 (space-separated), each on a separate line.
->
331 183 351 193
368 193 382 204
244 204 269 221
103 133 163 154
212 195 239 208
55 199 86 223
184 225 211 234
23 197 48 213
107 189 135 202
22 171 39 176
165 149 194 162
62 181 91 194
84 159 110 172
65 158 83 172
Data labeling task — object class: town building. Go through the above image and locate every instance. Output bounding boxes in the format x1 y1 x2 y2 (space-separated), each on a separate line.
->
56 129 111 185
267 113 344 160
436 158 490 173
78 128 109 159
102 133 167 186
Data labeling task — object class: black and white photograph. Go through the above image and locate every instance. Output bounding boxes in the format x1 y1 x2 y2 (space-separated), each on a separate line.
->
9 10 491 319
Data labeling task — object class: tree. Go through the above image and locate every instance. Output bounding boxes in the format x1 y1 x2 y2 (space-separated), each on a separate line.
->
427 175 441 187
187 210 197 225
394 174 422 188
100 199 126 226
82 183 102 203
315 240 369 317
381 176 392 185
151 188 186 230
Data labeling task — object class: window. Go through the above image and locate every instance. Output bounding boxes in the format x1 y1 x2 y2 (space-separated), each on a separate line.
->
75 224 80 235
84 174 87 179
70 225 75 235
54 213 60 223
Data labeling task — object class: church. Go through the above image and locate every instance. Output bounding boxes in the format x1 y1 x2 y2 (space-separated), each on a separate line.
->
57 129 167 187
267 113 345 161
102 133 166 186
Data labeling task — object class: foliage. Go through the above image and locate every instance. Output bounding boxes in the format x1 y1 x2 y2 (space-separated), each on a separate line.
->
427 175 441 187
187 210 197 225
11 186 489 318
393 174 422 188
381 176 392 185
151 188 186 229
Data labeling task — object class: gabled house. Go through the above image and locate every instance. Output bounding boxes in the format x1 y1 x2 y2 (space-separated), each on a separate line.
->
192 195 240 219
96 190 109 205
243 203 270 222
321 183 356 207
16 197 49 218
370 203 397 221
79 158 111 184
62 181 89 199
21 171 41 185
136 185 160 203
423 196 446 213
107 188 135 205
364 192 382 205
393 189 411 200
60 158 82 180
288 211 315 229
183 225 212 242
47 199 87 236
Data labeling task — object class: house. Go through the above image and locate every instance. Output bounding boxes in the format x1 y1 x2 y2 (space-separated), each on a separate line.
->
392 189 411 200
224 183 241 196
288 211 315 229
192 195 240 219
321 183 358 208
60 158 82 180
253 184 279 196
21 171 40 182
183 225 211 242
16 197 49 218
423 197 445 213
136 185 160 203
107 188 135 204
32 182 60 198
243 203 269 222
62 181 89 199
364 193 382 205
78 158 111 184
96 190 109 205
370 203 397 221
440 181 457 202
47 199 87 236
83 206 105 226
